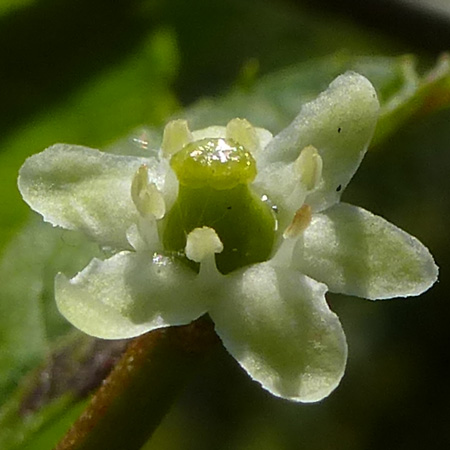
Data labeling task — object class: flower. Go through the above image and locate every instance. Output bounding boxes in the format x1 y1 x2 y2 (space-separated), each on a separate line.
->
18 72 438 402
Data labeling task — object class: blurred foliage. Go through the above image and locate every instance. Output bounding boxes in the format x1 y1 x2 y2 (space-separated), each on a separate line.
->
0 0 449 449
0 0 35 16
0 23 179 251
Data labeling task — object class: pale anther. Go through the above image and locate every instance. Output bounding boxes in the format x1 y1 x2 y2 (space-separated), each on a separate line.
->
131 165 165 219
283 204 312 239
185 227 224 263
161 119 193 156
295 145 323 191
226 118 259 154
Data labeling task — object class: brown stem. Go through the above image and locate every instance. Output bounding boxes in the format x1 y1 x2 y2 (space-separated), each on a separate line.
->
55 316 219 450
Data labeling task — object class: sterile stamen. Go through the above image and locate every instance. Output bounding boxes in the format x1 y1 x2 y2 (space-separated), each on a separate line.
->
161 120 193 157
295 145 323 191
131 165 166 219
129 165 166 251
226 118 259 154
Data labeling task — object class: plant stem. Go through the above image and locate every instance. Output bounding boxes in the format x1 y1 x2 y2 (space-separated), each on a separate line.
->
55 317 219 450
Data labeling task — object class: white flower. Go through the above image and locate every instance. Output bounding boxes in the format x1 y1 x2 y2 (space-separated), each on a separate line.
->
18 72 438 402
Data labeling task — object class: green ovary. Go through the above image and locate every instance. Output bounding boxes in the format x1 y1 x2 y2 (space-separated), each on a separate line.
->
170 138 257 190
163 138 276 274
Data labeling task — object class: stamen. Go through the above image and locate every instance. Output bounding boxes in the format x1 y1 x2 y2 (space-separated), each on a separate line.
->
131 165 166 219
185 227 223 263
129 165 166 251
161 120 193 157
283 204 312 239
273 204 312 267
295 145 323 191
226 118 259 154
186 227 223 280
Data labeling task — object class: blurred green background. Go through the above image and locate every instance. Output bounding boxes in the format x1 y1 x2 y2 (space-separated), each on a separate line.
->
1 0 449 449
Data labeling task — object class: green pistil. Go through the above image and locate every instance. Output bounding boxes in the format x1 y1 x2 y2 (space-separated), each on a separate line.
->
163 185 275 274
164 138 275 274
170 138 256 190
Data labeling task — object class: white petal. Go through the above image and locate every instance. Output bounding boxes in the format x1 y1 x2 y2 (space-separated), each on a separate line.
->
55 251 207 339
18 144 165 249
192 125 272 153
293 203 438 299
209 263 347 402
254 127 273 151
255 72 379 218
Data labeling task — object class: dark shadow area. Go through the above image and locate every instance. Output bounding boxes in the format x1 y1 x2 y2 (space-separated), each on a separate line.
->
340 107 450 450
0 0 151 138
300 0 450 52
156 0 402 105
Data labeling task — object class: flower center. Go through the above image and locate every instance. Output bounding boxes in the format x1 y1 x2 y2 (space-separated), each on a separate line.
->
163 138 275 274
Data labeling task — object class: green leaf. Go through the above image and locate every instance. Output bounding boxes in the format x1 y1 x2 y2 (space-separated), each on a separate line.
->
342 53 450 147
0 392 82 450
19 399 88 450
0 219 101 399
0 330 127 450
0 0 35 16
